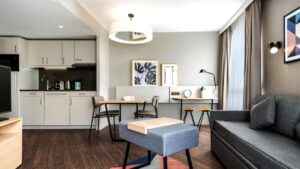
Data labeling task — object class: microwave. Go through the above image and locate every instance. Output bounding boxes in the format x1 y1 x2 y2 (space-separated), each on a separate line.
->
0 54 19 71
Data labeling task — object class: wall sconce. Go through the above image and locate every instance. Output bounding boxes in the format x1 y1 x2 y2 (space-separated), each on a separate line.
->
269 41 282 54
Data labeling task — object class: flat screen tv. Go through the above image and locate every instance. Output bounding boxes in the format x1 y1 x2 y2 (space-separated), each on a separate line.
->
0 65 11 121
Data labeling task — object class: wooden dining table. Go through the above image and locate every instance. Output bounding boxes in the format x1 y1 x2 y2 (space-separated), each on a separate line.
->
172 97 218 120
95 98 147 142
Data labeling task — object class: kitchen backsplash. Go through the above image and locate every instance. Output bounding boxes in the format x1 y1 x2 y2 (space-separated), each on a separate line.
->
39 67 96 90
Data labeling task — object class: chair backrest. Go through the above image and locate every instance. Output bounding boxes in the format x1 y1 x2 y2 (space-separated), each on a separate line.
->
92 96 104 108
152 96 159 107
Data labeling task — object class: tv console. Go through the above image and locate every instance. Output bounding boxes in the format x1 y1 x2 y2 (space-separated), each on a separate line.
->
0 118 22 169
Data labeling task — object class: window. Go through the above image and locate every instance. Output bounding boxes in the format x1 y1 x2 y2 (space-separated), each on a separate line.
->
226 13 245 110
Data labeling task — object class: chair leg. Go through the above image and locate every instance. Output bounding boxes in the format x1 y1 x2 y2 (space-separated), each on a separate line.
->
122 142 131 169
113 116 116 139
206 111 211 128
89 117 94 140
97 118 100 134
183 111 188 123
185 149 193 169
197 112 204 130
163 156 168 169
189 111 196 126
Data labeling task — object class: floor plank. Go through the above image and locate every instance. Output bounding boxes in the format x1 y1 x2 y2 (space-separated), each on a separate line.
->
18 126 223 169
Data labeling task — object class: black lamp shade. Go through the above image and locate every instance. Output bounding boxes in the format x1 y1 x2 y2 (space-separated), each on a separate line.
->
269 41 282 54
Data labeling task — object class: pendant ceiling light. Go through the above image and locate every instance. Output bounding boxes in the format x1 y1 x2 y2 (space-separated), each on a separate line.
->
109 13 153 44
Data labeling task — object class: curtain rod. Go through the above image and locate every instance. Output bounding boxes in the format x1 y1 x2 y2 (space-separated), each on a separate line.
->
219 0 254 35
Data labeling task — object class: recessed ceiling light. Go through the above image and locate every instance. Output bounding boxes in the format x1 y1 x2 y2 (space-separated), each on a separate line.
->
58 25 64 29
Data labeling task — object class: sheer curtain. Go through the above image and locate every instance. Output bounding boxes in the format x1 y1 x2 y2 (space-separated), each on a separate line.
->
226 13 246 110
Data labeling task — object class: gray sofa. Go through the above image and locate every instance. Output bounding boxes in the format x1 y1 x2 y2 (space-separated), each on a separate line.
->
211 95 300 169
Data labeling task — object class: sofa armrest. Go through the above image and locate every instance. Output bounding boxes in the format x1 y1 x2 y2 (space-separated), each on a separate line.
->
210 110 250 123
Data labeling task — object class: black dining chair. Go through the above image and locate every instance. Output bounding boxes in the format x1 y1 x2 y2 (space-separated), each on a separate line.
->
134 96 159 118
89 96 119 140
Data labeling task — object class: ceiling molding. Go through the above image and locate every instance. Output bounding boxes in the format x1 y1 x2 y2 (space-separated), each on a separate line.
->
56 0 107 34
219 0 253 34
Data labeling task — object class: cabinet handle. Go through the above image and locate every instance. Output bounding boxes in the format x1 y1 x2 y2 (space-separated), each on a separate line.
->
75 59 82 61
42 57 44 64
46 93 67 95
70 98 72 105
40 98 42 105
46 57 48 64
62 57 65 64
29 92 37 95
14 45 17 52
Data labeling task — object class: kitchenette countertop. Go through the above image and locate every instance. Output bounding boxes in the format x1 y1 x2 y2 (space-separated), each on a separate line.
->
20 89 96 92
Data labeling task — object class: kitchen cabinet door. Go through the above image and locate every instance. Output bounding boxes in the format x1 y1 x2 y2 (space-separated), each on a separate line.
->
70 96 94 125
43 41 62 65
62 41 74 66
28 40 44 66
0 37 18 54
45 92 70 125
74 40 96 64
20 92 44 125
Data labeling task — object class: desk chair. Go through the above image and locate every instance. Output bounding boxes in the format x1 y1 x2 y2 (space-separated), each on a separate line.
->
89 96 119 140
134 96 159 118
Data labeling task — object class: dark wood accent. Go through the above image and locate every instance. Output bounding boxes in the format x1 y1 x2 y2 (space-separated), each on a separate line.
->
39 68 97 91
18 126 223 169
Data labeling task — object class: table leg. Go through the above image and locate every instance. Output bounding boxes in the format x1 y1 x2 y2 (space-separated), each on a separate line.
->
211 99 213 110
119 104 122 122
105 103 114 142
180 100 183 120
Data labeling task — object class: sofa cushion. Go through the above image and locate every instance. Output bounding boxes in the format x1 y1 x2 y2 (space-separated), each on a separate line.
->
250 96 275 129
214 120 300 169
296 123 300 141
271 96 300 138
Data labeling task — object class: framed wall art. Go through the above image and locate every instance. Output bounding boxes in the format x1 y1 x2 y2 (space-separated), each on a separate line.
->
161 64 178 86
132 60 158 86
284 7 300 63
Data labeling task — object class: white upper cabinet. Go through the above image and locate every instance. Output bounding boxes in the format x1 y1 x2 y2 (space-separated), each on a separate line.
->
0 37 18 54
43 41 62 66
28 40 44 66
75 40 96 64
28 40 95 67
62 41 75 66
0 37 28 67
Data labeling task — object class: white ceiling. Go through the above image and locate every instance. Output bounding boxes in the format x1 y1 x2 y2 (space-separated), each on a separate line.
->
77 0 248 32
0 0 96 39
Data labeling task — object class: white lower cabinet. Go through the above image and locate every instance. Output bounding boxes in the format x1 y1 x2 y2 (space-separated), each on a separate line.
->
44 92 70 125
20 92 44 125
21 91 96 126
70 92 96 125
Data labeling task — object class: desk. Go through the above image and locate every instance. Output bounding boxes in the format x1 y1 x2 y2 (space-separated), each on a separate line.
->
96 99 146 141
172 98 217 120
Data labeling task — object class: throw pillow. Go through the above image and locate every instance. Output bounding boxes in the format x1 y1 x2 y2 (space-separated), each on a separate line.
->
250 96 276 129
270 96 300 138
296 123 300 141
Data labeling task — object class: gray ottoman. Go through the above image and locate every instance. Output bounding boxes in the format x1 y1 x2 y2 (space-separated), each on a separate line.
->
119 121 199 169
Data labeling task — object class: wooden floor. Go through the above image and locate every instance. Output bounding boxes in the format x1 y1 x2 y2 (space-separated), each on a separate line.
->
18 126 223 169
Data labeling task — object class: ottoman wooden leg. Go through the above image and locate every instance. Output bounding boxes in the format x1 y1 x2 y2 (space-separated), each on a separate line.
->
185 149 193 169
163 156 168 169
122 142 131 169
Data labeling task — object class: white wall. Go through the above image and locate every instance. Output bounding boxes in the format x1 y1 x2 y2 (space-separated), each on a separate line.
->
109 32 219 124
